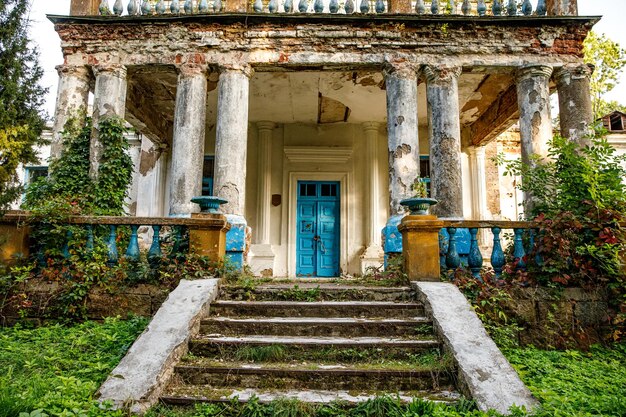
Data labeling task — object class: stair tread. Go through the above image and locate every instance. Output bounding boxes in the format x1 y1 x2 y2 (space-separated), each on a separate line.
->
161 387 461 405
203 317 430 324
194 335 440 346
212 300 421 306
177 364 446 375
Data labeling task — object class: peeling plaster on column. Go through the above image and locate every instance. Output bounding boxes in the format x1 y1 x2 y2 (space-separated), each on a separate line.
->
554 64 593 145
169 64 208 217
90 64 128 179
214 65 253 217
516 65 553 215
384 62 420 216
425 65 464 219
51 65 91 161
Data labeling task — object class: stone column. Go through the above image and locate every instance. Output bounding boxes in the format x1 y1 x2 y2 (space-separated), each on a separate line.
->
516 65 553 215
126 135 142 216
468 145 490 246
90 64 127 179
425 65 464 219
168 64 208 217
382 63 420 261
250 121 276 277
554 64 594 144
51 65 91 160
361 122 384 273
214 65 252 269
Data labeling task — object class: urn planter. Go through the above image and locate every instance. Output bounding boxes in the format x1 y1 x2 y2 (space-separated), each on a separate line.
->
191 196 228 214
400 198 438 216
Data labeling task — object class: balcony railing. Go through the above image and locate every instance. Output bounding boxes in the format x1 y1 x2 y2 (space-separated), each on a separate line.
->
97 0 548 16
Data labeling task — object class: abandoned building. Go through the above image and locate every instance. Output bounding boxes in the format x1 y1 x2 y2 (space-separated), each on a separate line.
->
48 0 597 277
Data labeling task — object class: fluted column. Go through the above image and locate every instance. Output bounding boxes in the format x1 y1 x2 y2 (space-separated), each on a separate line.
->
468 146 488 220
425 65 464 219
361 122 384 273
554 64 594 145
90 64 127 179
51 65 91 160
384 63 420 216
255 121 275 245
213 66 252 217
168 64 208 217
126 135 142 216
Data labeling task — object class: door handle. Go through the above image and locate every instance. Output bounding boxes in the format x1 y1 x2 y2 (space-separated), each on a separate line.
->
313 235 320 241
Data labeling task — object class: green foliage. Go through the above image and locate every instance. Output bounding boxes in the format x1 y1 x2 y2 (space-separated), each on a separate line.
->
583 31 626 119
0 0 47 210
0 317 147 417
362 256 410 287
276 285 322 302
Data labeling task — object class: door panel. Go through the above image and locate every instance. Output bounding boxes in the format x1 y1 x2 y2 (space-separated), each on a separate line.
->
296 182 340 277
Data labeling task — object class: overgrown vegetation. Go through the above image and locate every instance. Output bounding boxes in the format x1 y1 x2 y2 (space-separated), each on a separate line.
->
0 316 147 417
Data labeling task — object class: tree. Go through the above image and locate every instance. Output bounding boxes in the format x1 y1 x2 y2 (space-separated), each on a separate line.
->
0 0 47 211
583 31 626 119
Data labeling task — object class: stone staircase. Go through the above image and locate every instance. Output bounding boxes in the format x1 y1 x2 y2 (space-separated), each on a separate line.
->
160 283 461 406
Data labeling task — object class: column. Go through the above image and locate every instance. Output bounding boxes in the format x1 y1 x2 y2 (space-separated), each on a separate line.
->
125 134 142 216
468 145 490 246
214 65 252 269
425 65 464 219
168 64 208 217
516 65 553 215
555 64 594 145
90 64 128 179
250 121 276 277
361 122 384 273
382 63 420 261
51 65 91 160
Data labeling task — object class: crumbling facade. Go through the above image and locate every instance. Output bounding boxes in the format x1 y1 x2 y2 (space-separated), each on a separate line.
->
50 0 596 276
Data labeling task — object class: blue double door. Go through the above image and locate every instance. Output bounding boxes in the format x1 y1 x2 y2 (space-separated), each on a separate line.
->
296 181 340 277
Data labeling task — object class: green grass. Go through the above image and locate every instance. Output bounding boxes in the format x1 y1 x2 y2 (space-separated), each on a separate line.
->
0 316 148 417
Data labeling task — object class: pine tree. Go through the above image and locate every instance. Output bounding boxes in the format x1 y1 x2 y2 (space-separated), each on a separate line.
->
0 0 47 211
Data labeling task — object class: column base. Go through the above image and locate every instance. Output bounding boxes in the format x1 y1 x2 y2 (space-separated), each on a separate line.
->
225 215 250 271
249 244 275 277
382 215 403 268
360 244 384 275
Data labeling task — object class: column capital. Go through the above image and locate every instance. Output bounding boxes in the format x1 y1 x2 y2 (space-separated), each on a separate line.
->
257 121 277 132
362 121 381 133
516 65 553 82
92 64 127 79
218 63 254 78
383 61 420 79
176 63 209 78
423 65 462 84
553 63 593 86
56 64 91 80
466 145 486 158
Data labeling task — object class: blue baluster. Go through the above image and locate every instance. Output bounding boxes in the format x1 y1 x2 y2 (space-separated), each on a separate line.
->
345 0 355 13
461 0 471 15
415 0 425 13
298 0 308 12
184 0 194 13
85 225 94 253
329 0 339 13
126 225 140 261
113 0 124 15
491 227 505 278
431 0 439 14
507 0 517 16
536 0 546 15
170 226 183 259
269 0 278 12
148 226 162 258
107 225 118 266
531 228 543 266
99 0 112 15
513 228 526 271
468 228 483 280
360 0 370 13
213 0 222 11
439 228 449 270
447 0 455 14
445 227 461 271
128 0 139 15
254 0 264 11
199 0 209 12
492 0 502 15
171 0 181 12
141 0 152 14
156 0 166 13
521 0 532 15
62 230 73 259
477 0 486 16
314 0 324 13
284 0 294 12
375 0 385 13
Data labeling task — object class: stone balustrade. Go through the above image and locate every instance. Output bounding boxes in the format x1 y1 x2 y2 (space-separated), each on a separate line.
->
94 0 562 16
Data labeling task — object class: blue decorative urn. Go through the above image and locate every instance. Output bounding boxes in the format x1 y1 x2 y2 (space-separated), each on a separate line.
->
400 198 438 215
191 196 228 213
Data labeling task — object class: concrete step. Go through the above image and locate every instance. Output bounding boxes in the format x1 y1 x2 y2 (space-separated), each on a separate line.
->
173 363 452 391
220 284 415 302
210 300 425 318
200 316 433 338
161 387 462 406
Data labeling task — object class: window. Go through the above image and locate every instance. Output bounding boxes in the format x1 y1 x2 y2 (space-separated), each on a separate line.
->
299 183 316 197
610 114 625 132
24 166 48 187
420 155 432 197
202 156 215 196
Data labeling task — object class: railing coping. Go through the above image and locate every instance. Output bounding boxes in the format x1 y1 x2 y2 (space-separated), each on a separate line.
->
441 220 538 229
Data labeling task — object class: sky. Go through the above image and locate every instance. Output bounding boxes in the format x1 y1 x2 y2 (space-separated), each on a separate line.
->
26 0 626 118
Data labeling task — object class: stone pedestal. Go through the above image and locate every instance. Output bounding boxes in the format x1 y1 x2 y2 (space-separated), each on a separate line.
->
398 215 444 282
0 215 30 264
189 213 230 262
249 244 275 277
225 214 249 270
